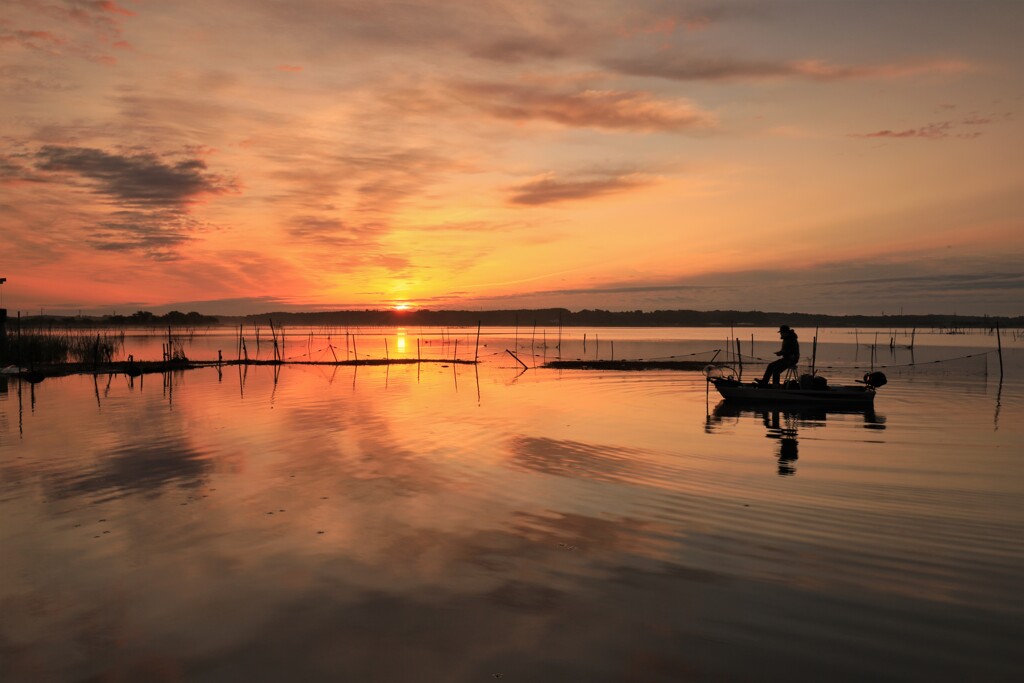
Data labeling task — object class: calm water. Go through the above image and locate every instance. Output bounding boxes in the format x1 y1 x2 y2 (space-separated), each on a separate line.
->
2 328 1022 681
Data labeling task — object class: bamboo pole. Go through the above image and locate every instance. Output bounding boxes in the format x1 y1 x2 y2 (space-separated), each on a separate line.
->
474 321 481 362
269 319 279 362
557 312 562 358
996 321 1004 381
735 337 742 380
506 349 528 370
810 327 818 375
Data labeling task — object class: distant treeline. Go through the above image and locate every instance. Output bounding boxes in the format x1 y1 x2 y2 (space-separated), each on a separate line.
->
14 310 220 327
9 308 1022 329
219 308 1023 329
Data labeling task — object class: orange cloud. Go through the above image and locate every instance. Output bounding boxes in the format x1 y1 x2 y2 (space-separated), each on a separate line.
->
605 54 974 83
277 64 304 72
0 29 66 47
450 81 714 132
853 114 998 140
97 1 136 18
509 172 654 206
791 58 973 81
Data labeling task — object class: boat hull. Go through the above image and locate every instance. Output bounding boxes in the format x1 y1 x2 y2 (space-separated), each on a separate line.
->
709 378 875 405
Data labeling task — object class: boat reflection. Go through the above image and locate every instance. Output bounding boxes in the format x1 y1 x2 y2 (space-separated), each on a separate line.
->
707 400 886 476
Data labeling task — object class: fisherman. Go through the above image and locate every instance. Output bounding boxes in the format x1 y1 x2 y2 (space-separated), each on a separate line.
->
759 325 800 386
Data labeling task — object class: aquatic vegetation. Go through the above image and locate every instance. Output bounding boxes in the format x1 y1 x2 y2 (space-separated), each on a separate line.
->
5 330 123 365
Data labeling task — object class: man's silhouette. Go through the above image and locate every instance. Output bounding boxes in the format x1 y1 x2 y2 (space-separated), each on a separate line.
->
759 325 800 385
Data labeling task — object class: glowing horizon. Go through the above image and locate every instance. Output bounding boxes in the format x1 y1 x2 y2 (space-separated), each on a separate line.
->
2 1 1021 316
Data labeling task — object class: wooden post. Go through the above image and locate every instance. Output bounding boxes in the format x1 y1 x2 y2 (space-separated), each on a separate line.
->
811 328 818 375
557 312 562 358
735 337 742 380
474 321 481 362
385 337 389 362
611 340 614 362
996 321 1004 381
0 308 7 365
506 349 528 370
453 338 458 362
269 319 279 362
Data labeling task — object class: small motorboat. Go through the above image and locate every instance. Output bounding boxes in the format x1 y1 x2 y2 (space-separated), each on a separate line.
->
705 365 886 406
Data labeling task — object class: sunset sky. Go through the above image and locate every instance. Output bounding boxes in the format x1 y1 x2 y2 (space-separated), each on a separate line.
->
2 0 1022 316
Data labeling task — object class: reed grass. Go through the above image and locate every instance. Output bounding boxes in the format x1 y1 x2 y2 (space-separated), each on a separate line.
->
5 330 123 365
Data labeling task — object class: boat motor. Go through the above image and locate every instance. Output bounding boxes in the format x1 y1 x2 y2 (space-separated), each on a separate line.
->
862 371 887 388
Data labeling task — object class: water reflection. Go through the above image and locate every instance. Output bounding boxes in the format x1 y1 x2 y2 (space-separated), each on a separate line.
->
2 360 1021 682
707 401 886 476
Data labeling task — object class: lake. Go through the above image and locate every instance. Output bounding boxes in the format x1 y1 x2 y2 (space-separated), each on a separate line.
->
1 327 1021 681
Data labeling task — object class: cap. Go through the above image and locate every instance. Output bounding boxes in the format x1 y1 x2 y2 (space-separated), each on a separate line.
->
779 325 790 332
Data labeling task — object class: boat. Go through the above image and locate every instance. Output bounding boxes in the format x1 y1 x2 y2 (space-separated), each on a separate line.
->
704 365 886 406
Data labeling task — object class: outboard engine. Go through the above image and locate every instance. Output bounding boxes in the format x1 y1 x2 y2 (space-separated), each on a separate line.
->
863 371 887 388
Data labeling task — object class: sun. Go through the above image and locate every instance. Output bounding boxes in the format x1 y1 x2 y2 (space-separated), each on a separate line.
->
393 303 412 311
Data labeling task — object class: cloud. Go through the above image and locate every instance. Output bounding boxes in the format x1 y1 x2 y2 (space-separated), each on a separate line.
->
277 64 304 72
468 36 569 63
604 54 972 83
87 210 205 258
285 216 413 276
35 145 234 205
287 215 387 245
0 28 67 52
852 114 999 140
4 0 136 65
29 145 235 257
467 252 1024 315
509 171 654 206
450 81 714 132
95 1 135 18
